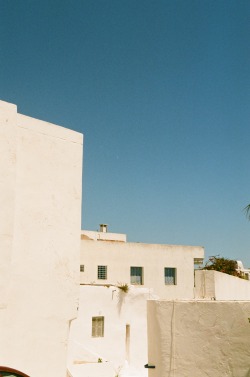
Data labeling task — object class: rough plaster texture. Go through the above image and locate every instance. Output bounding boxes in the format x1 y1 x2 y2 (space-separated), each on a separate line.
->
195 270 250 300
0 100 83 377
147 300 250 377
68 285 157 377
80 239 204 299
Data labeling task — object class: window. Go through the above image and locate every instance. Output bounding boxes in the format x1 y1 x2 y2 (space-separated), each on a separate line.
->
130 266 143 285
98 265 107 279
164 268 176 285
92 316 104 337
80 265 84 272
194 258 203 270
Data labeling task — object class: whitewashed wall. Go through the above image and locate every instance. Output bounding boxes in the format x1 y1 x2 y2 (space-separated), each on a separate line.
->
195 270 250 300
67 285 157 377
82 229 127 242
0 101 17 309
147 300 250 377
0 100 83 377
81 239 204 299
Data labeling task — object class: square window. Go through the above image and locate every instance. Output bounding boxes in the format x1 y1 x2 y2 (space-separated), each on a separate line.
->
194 258 203 270
164 268 176 285
80 265 84 272
98 265 107 280
130 266 143 285
92 316 104 337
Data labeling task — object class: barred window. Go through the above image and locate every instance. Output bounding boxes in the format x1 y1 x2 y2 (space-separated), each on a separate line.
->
92 316 104 337
80 265 84 272
98 265 107 280
164 268 176 285
130 266 143 285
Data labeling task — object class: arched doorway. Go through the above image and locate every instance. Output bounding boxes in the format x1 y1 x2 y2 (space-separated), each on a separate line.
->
0 366 30 377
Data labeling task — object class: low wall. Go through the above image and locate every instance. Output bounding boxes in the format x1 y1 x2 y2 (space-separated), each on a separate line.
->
195 270 250 300
147 300 250 377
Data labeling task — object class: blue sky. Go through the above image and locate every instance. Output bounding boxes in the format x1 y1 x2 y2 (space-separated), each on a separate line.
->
1 1 250 266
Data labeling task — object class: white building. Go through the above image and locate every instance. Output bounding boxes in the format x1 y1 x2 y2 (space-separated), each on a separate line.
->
236 260 250 280
68 226 250 377
0 100 83 377
67 285 156 377
80 225 204 300
2 100 250 377
67 226 204 376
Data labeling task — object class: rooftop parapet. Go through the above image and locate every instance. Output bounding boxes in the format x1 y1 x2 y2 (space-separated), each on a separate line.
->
81 229 127 242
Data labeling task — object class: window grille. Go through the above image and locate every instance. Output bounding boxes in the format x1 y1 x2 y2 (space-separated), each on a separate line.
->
80 265 84 272
92 316 104 337
130 266 143 285
98 265 107 279
164 267 176 285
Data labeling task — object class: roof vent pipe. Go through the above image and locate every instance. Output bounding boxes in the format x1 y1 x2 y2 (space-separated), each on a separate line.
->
99 224 108 233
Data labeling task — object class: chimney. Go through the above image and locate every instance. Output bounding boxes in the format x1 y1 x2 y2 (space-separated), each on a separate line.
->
99 224 108 233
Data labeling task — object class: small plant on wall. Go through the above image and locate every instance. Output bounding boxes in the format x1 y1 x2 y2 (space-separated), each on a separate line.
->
117 283 129 293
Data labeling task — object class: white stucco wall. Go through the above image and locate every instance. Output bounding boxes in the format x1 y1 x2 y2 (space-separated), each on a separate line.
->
0 100 83 377
80 239 204 299
81 229 127 242
0 101 17 309
147 300 250 377
68 285 156 377
195 270 250 300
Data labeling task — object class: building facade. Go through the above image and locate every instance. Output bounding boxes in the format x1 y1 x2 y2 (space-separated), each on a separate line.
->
80 226 204 300
67 226 204 376
0 100 83 377
67 285 155 377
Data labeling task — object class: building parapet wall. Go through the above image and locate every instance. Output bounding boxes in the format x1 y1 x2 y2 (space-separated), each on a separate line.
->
81 230 127 242
195 270 250 300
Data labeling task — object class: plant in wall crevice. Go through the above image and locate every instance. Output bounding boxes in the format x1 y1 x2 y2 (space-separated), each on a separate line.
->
117 283 129 293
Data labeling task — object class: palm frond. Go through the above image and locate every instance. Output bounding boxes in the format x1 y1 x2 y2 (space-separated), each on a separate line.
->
244 204 250 220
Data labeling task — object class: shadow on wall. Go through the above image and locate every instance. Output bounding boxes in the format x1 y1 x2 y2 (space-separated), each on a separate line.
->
116 283 129 315
117 289 126 315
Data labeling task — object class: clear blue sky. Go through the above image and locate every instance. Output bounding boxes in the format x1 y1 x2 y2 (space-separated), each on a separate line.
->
1 1 250 266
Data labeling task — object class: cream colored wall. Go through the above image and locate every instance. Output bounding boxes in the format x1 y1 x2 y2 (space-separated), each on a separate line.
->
195 270 250 300
68 285 156 377
81 229 126 242
68 362 115 377
147 300 250 377
0 100 83 377
80 239 204 299
0 101 17 309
